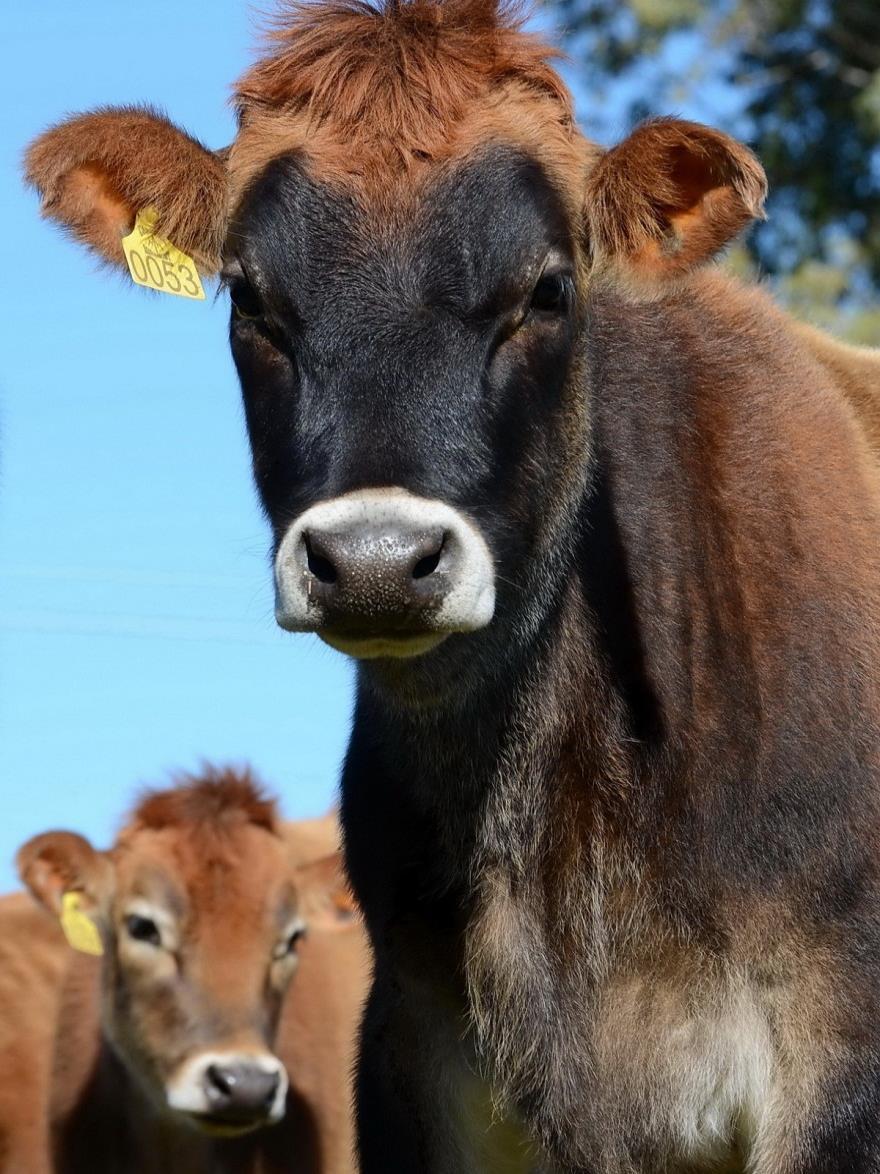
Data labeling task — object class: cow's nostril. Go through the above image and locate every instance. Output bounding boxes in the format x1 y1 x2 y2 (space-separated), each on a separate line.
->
304 534 337 584
412 551 441 578
412 534 446 580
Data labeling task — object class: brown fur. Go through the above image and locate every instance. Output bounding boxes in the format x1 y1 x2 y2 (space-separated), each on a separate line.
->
130 763 279 836
20 1 880 1168
789 319 880 454
235 0 570 158
281 811 340 866
227 84 595 223
5 772 368 1174
0 894 68 1174
229 0 594 219
23 106 228 271
585 118 767 287
276 874 367 1174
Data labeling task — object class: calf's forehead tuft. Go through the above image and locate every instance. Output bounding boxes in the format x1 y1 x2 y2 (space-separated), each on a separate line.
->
123 766 280 840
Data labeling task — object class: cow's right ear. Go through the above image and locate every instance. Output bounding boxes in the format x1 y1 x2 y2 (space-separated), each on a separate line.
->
24 106 228 275
16 831 114 918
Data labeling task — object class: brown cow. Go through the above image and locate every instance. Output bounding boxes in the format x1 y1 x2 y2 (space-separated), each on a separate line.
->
22 1 880 1170
0 893 69 1173
3 769 366 1174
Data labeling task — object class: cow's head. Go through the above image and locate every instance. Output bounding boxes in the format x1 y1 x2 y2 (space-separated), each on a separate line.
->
17 768 352 1134
25 0 766 699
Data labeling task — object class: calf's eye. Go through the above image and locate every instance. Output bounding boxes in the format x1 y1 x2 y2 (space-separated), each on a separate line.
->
125 914 162 948
529 272 570 315
274 924 307 960
286 925 306 952
229 278 263 321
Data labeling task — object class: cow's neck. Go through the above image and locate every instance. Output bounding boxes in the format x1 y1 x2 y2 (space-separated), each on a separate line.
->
351 560 628 906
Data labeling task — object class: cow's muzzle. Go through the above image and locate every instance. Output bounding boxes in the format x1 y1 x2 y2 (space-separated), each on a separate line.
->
274 489 496 659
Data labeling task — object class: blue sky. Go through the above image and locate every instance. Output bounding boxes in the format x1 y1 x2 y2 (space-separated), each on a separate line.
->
1 0 733 892
1 0 350 889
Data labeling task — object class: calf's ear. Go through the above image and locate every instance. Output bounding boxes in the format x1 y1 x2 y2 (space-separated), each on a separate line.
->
585 118 767 282
293 853 359 932
24 105 228 275
16 831 114 918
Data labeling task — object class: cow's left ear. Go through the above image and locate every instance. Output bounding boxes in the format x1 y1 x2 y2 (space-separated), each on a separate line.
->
16 830 114 918
585 118 767 282
293 853 359 932
24 105 228 275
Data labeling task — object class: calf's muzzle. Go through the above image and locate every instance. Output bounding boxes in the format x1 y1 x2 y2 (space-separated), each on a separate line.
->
274 489 496 659
166 1050 289 1131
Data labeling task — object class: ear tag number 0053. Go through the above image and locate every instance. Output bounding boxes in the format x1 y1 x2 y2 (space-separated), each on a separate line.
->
60 891 104 956
122 208 205 300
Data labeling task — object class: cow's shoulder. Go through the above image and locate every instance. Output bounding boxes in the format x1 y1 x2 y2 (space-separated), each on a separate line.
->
787 318 880 456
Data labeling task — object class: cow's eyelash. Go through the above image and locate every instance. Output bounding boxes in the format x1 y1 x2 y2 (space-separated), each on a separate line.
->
220 272 306 339
219 263 261 302
217 266 246 295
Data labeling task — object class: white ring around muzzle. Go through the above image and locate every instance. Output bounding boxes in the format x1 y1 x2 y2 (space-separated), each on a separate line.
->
273 488 496 643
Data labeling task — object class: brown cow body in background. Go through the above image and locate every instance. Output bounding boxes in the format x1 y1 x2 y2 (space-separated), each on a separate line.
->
0 894 68 1173
278 814 365 1174
792 319 880 454
0 772 366 1174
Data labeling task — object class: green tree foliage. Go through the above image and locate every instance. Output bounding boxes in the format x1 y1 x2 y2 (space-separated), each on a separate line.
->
555 0 880 341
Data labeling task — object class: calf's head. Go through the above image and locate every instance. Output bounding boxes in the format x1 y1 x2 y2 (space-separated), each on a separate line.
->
25 0 766 684
17 769 350 1134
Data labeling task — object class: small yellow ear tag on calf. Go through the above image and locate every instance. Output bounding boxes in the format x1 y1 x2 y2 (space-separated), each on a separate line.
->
121 208 205 300
60 892 104 956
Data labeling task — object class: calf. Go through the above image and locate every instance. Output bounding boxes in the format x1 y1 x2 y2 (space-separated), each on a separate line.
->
6 769 364 1174
23 0 880 1169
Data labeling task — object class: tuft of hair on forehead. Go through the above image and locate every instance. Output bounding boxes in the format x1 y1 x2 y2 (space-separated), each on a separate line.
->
126 765 280 840
233 0 573 167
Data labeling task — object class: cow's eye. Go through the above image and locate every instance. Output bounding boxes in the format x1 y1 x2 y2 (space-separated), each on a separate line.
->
229 278 263 321
125 914 162 948
529 272 570 315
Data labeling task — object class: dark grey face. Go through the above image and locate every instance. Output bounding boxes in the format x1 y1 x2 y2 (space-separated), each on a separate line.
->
225 145 583 675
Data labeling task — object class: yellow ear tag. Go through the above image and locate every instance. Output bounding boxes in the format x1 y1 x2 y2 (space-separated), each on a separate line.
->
60 891 104 956
121 208 205 300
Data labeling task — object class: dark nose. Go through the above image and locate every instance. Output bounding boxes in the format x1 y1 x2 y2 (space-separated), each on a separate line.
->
203 1063 281 1121
303 524 448 625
